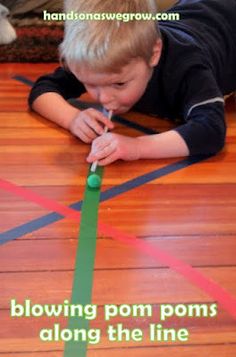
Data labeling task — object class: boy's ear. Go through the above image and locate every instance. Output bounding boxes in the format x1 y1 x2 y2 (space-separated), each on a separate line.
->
149 39 162 67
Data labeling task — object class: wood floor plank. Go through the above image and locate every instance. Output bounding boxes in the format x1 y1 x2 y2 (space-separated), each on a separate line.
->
0 235 235 272
1 344 236 357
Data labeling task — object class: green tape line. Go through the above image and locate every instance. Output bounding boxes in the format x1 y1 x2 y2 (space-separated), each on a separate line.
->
63 166 103 357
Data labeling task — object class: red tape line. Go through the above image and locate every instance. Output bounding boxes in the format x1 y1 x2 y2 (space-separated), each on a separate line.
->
1 177 236 319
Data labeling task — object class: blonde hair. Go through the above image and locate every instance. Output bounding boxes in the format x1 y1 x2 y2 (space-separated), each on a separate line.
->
60 0 161 73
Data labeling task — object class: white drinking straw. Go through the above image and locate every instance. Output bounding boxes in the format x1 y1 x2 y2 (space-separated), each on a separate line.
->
90 109 113 172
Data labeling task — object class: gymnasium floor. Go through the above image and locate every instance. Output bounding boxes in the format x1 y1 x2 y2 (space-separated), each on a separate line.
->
0 63 236 356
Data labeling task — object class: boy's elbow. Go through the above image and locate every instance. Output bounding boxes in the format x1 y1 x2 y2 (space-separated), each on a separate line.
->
182 103 227 156
195 121 226 155
177 118 226 156
213 133 226 154
208 138 225 155
28 87 39 110
208 120 226 154
28 96 34 111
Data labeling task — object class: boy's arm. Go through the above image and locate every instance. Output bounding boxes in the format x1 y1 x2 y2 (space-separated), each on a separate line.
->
30 70 114 142
28 66 85 107
175 65 226 156
28 66 86 129
138 101 226 159
137 129 189 159
32 92 79 130
174 101 226 155
87 129 189 165
87 102 226 165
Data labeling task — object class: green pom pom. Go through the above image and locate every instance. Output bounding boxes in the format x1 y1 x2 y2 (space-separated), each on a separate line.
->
87 174 101 188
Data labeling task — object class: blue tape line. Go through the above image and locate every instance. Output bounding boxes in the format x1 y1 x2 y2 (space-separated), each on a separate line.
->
99 155 209 201
0 155 210 245
0 213 63 245
13 75 35 87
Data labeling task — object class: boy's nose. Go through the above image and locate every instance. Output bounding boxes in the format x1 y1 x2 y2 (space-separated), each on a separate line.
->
98 88 113 106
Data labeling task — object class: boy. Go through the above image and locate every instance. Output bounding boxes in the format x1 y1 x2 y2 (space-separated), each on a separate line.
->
29 0 236 166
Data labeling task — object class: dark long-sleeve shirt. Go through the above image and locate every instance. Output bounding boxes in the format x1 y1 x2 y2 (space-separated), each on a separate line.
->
29 0 236 155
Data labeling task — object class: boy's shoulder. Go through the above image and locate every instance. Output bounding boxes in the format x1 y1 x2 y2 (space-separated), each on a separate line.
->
168 0 236 16
157 0 236 95
165 0 236 34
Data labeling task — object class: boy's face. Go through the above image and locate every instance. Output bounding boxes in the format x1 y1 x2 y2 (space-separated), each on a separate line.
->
71 57 158 114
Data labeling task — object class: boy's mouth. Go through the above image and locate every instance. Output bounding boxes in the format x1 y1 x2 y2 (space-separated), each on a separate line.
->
103 105 130 115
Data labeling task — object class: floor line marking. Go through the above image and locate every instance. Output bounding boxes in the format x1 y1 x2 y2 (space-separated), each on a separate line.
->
64 167 103 357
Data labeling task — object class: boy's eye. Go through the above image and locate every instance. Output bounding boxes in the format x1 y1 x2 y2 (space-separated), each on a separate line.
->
114 82 126 88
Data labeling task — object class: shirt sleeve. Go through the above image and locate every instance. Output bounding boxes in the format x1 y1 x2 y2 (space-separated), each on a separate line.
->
174 101 226 155
28 66 86 108
174 65 226 155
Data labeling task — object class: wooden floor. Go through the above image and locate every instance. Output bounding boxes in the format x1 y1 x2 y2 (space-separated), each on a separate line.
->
0 63 236 356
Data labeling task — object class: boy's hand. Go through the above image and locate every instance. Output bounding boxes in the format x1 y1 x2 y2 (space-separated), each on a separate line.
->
87 133 140 166
69 108 114 143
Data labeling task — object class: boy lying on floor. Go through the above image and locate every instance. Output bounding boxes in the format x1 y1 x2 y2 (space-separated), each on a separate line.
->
29 0 236 166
